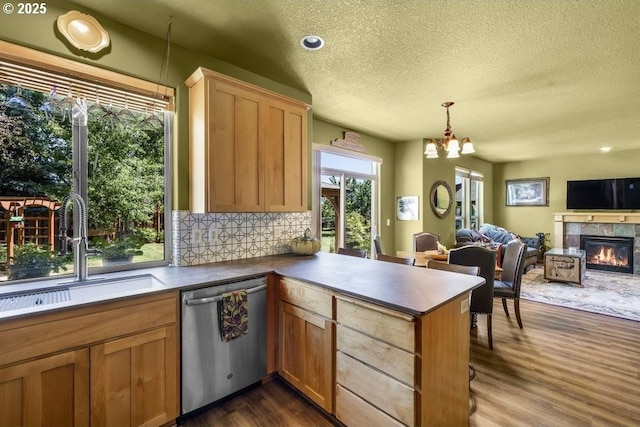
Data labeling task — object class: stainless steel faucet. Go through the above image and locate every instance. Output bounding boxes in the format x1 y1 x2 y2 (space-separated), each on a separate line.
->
59 192 97 281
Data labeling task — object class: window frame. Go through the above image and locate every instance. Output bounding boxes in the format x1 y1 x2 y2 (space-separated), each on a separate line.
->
312 143 381 255
455 167 484 231
0 41 175 279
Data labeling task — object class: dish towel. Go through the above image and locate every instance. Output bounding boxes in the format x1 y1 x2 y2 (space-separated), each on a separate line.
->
217 289 249 342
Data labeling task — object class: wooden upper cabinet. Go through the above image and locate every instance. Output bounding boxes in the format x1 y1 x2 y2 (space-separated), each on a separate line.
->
264 99 307 211
208 81 263 212
187 67 309 213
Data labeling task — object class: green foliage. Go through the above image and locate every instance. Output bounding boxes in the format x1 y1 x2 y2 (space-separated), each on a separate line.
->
0 85 71 198
0 244 7 271
134 227 163 243
0 84 165 237
10 243 68 272
86 118 164 231
345 211 371 254
345 177 371 221
93 234 146 260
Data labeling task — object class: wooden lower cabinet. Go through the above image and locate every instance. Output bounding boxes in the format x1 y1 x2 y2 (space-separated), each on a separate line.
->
278 301 334 413
0 292 179 427
0 349 89 427
277 277 334 412
335 294 470 427
91 326 177 427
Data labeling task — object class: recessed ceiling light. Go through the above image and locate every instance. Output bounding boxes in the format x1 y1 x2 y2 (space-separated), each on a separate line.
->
600 146 612 153
300 35 324 51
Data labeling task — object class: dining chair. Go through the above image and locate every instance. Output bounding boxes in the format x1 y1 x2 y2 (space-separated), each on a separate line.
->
493 239 527 328
426 258 481 387
373 234 384 256
448 245 497 349
336 247 367 258
413 232 440 252
426 260 480 276
377 254 414 265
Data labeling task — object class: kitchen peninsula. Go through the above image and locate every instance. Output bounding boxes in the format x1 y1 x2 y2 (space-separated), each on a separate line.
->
0 252 483 427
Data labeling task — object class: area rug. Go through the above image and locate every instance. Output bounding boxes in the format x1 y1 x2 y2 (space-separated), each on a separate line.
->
520 266 640 322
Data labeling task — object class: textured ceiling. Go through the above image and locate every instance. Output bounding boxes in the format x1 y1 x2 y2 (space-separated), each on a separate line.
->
68 0 640 162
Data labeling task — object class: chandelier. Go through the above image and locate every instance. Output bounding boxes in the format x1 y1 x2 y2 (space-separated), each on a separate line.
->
424 101 475 159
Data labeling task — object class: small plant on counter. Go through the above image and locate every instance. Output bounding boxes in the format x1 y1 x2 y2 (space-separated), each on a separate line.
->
8 243 68 280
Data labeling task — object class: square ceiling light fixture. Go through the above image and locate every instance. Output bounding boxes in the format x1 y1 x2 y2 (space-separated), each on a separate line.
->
300 35 324 51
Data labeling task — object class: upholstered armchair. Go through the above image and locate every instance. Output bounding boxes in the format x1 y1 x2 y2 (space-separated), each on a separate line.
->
521 232 545 272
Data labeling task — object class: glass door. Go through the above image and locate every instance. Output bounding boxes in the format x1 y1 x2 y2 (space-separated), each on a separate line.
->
317 150 378 258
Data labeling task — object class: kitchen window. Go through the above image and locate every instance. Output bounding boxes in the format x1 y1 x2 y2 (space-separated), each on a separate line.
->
0 42 174 283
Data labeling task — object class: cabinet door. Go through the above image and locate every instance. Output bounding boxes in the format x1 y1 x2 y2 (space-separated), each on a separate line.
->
264 99 307 212
278 301 333 413
0 349 89 427
90 326 178 427
207 80 264 212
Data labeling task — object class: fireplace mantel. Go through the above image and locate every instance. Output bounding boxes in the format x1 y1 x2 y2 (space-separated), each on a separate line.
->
553 212 640 226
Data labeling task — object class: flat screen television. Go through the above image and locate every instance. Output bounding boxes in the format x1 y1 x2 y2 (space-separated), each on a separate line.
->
566 179 620 210
621 177 640 209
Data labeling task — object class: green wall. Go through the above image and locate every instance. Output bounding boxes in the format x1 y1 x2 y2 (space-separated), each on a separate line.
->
493 149 640 243
392 141 494 252
394 140 424 253
0 0 311 210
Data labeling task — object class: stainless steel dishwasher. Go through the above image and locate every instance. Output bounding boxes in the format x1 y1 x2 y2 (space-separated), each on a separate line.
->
181 276 267 414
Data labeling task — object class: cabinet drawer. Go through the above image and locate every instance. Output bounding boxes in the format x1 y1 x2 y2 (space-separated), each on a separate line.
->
336 384 407 427
336 296 415 352
337 324 414 386
279 278 332 318
336 350 414 426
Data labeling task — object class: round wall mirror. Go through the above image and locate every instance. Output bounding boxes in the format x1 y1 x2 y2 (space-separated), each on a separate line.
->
430 180 453 218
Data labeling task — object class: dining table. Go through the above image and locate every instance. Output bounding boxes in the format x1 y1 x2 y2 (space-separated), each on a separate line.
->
396 250 503 279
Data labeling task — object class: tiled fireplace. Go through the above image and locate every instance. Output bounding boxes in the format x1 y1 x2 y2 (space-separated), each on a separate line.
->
554 212 640 275
580 235 634 274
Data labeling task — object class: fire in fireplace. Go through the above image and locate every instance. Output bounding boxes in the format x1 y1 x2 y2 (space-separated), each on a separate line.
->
579 235 634 274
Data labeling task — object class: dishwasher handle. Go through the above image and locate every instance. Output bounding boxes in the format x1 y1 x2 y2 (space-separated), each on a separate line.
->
184 284 267 306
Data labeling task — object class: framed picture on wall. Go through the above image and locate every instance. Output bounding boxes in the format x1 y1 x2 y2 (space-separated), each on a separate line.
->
397 196 419 220
506 177 549 206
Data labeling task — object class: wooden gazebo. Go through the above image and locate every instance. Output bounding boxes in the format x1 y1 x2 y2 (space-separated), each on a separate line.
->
321 182 341 251
0 196 61 261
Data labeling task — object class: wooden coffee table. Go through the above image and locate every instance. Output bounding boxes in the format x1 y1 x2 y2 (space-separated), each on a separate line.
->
543 248 586 285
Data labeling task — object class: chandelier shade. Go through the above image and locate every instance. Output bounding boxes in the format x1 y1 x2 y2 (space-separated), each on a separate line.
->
424 101 475 159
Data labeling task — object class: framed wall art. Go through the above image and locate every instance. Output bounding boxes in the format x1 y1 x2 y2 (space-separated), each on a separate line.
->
397 196 419 220
506 177 549 206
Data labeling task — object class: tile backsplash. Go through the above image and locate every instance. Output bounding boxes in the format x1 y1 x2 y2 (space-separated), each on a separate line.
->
171 210 312 266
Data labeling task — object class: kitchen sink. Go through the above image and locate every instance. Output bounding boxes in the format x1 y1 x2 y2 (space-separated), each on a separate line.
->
0 287 72 312
0 274 165 314
66 274 165 300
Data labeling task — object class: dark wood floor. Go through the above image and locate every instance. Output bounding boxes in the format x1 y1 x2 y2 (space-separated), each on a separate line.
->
180 299 640 426
178 378 337 427
469 299 640 427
